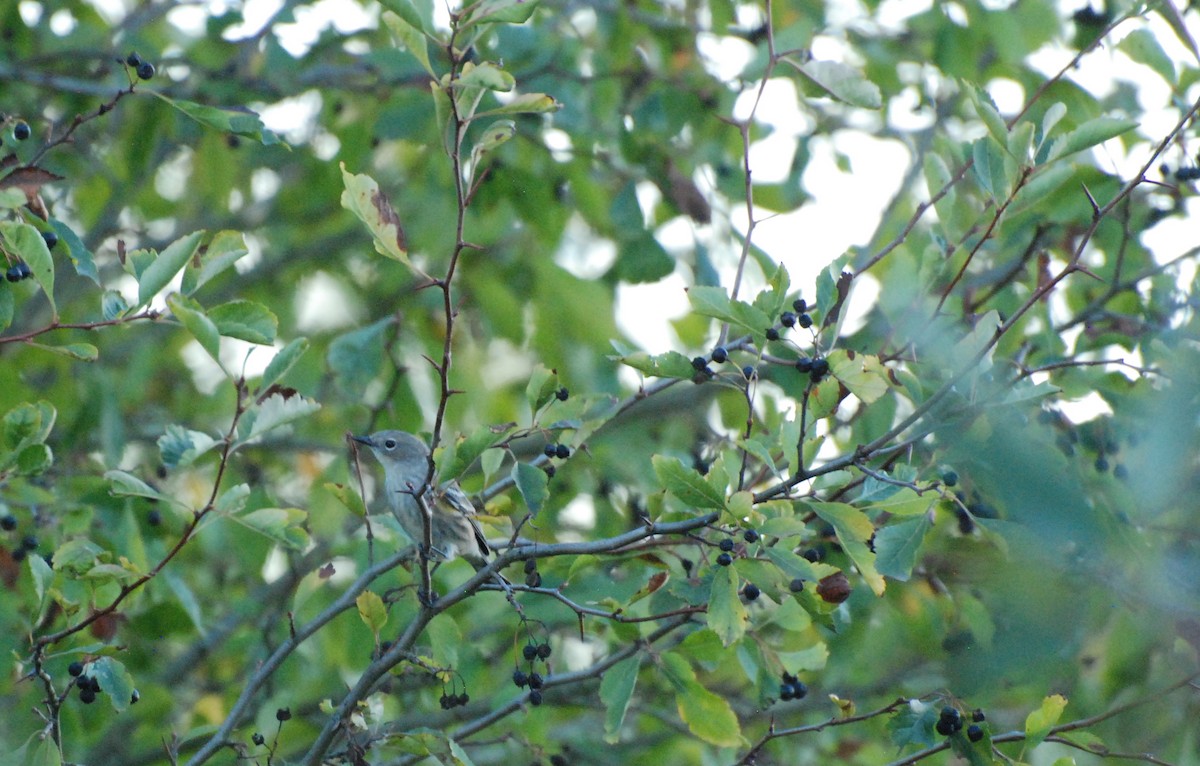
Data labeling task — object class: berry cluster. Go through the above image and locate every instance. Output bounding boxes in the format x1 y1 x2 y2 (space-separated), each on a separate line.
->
777 671 808 702
76 672 103 705
125 51 156 81
543 443 570 460
512 624 553 706
439 685 470 710
764 301 815 343
5 262 32 282
934 705 962 735
522 557 542 588
794 355 829 384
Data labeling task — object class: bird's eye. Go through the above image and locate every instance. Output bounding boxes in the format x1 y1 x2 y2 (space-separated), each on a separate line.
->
384 439 397 449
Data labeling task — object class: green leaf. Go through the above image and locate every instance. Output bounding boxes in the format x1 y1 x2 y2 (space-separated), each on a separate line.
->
209 300 278 344
687 286 773 338
614 233 673 283
154 93 283 145
463 0 542 26
525 364 559 412
707 564 748 646
181 230 249 296
232 507 309 549
873 516 931 581
600 656 640 743
90 657 136 713
652 455 726 510
166 293 220 361
104 470 166 502
215 484 251 514
101 290 129 321
324 482 369 518
969 83 1009 147
259 337 309 391
1025 694 1068 748
476 92 560 118
660 652 742 747
328 318 391 396
827 350 890 404
356 590 388 635
241 391 321 443
3 400 54 451
50 217 98 285
138 231 204 307
810 502 885 595
791 59 881 109
513 461 548 515
471 119 516 155
439 426 507 479
0 221 55 318
972 137 1009 199
26 342 98 361
15 443 53 475
455 62 514 92
1049 117 1139 161
382 10 435 78
158 425 219 468
339 163 410 267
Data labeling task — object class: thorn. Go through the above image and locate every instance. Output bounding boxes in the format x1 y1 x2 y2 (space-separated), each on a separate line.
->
1073 264 1103 282
1081 183 1101 220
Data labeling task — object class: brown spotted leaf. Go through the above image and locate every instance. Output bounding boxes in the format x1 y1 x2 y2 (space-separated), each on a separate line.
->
339 162 411 268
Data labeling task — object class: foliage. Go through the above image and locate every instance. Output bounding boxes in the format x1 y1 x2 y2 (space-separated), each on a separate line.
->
1 0 1199 764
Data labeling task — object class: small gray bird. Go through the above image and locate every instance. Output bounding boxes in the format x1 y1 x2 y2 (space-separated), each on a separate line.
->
352 430 491 567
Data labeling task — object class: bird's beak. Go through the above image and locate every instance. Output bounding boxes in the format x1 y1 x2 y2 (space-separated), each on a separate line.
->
351 434 372 446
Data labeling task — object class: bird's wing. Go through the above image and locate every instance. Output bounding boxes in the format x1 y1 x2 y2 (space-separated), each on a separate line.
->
441 481 491 557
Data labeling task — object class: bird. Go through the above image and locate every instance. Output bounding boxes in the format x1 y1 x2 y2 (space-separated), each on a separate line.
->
351 430 492 568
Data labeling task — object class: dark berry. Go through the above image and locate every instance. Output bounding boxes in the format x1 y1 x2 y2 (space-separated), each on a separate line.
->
793 298 808 313
1113 464 1128 480
780 311 797 327
691 356 708 371
743 529 759 543
810 358 829 377
83 676 101 692
79 687 96 704
1094 455 1109 472
716 552 733 567
779 683 796 701
524 558 538 574
794 357 813 375
555 387 569 401
275 707 291 722
942 470 958 487
68 661 84 677
935 717 956 736
457 692 469 706
6 262 32 282
742 365 756 379
718 538 734 552
543 465 556 478
971 709 985 722
0 515 16 530
802 547 823 562
252 733 265 746
939 706 962 723
439 693 451 709
544 444 557 458
782 671 797 684
525 571 542 588
513 669 528 687
797 313 813 328
130 689 140 704
147 509 162 526
789 578 805 592
555 444 570 459
137 62 155 80
12 549 26 562
550 756 568 766
967 724 983 742
41 230 58 250
537 643 552 659
711 346 728 363
126 51 142 67
743 583 760 601
765 327 780 341
13 121 30 141
523 644 538 661
528 672 544 690
21 535 38 551
529 689 543 705
681 558 693 572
